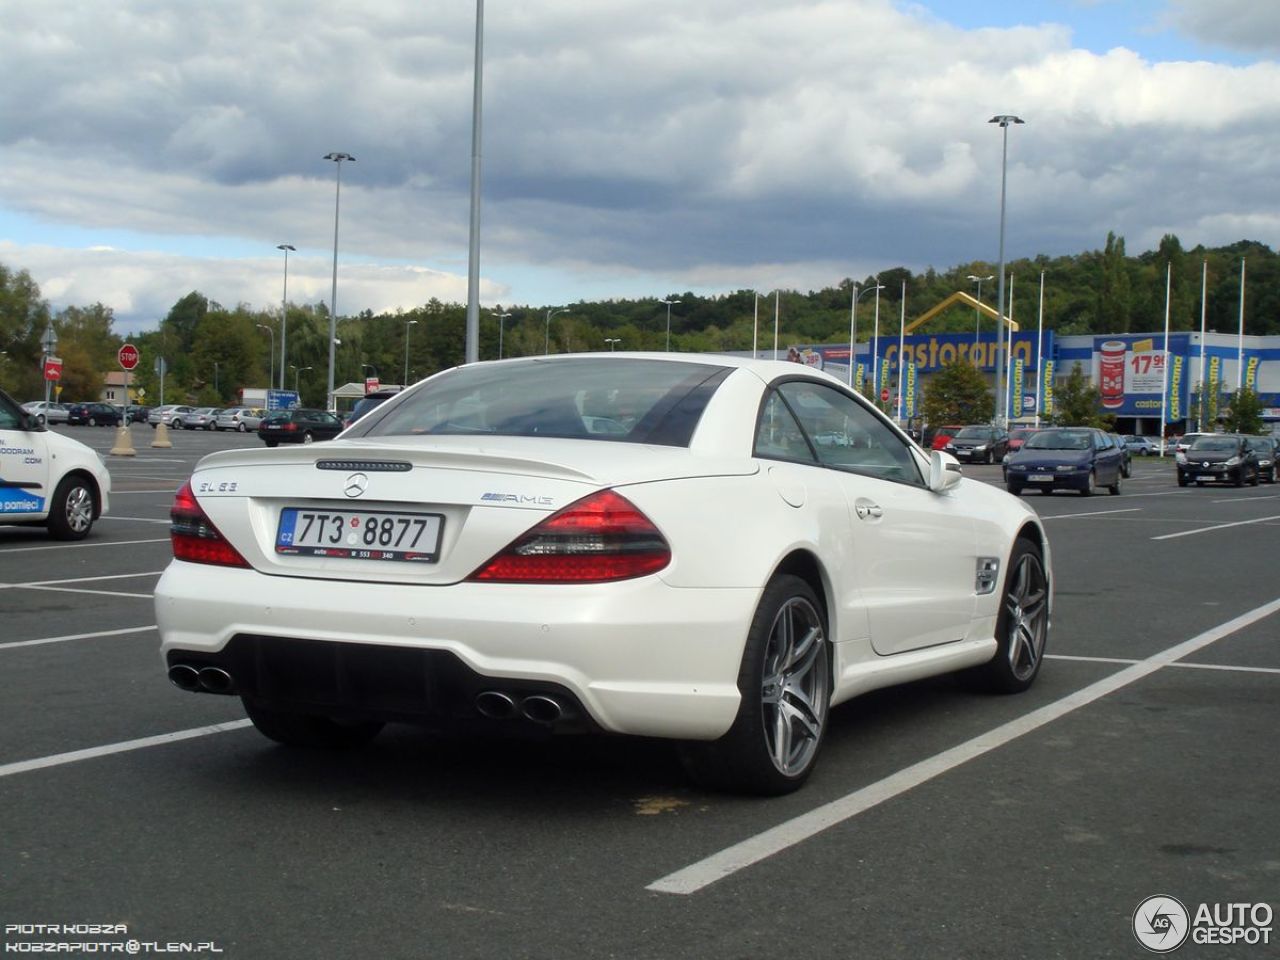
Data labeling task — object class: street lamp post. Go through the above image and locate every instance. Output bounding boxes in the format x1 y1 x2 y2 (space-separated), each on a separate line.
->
404 319 418 386
605 338 621 351
213 362 219 399
967 273 994 356
849 281 884 388
989 114 1023 426
660 298 682 352
490 308 512 359
276 244 295 391
753 290 774 360
291 365 312 394
545 307 570 355
324 151 355 411
256 323 275 390
871 285 882 399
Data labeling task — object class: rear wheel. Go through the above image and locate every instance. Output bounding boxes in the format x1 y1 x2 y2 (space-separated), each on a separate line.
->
1108 471 1122 495
46 475 95 540
237 422 247 432
264 439 278 448
302 431 314 444
242 698 384 748
966 538 1049 693
679 575 830 795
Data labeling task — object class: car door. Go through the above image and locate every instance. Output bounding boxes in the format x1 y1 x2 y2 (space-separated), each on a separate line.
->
770 379 978 655
1094 431 1123 483
0 392 51 520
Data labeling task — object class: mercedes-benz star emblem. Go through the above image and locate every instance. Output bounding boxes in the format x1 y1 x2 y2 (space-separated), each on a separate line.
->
344 473 369 498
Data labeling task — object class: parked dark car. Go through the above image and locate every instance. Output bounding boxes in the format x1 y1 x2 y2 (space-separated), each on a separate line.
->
342 387 402 429
1247 436 1278 483
1176 433 1259 487
126 404 151 423
1109 433 1132 478
258 408 344 446
1004 426 1125 496
65 402 123 426
943 424 1010 463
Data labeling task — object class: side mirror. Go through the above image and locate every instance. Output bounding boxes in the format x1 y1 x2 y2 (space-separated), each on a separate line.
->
19 410 47 433
929 450 963 492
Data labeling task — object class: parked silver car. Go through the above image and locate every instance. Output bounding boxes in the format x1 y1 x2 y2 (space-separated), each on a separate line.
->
148 404 197 429
214 407 264 432
21 401 70 425
185 407 219 430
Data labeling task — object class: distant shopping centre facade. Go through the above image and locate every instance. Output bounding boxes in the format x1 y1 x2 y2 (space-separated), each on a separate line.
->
786 329 1280 435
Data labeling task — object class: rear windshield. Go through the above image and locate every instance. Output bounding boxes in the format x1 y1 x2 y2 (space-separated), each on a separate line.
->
346 357 729 447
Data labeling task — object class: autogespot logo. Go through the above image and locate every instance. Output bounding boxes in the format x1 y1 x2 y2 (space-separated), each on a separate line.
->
1134 895 1191 953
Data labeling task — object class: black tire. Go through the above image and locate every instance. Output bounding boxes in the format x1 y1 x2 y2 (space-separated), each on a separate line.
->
1081 470 1096 496
172 419 184 429
1234 469 1245 488
242 698 383 748
238 422 247 432
46 474 96 541
965 538 1049 694
679 575 830 795
1006 482 1023 496
264 439 278 448
1250 469 1260 487
302 431 314 444
87 416 97 427
1108 471 1122 495
1177 474 1188 487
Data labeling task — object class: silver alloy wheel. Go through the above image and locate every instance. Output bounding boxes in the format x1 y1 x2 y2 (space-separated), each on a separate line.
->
64 485 94 534
1004 551 1049 682
759 596 828 776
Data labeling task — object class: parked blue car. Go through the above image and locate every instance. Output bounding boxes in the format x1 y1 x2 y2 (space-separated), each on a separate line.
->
1003 427 1126 496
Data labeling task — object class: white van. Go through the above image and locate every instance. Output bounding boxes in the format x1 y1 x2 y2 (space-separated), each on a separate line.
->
1 388 111 539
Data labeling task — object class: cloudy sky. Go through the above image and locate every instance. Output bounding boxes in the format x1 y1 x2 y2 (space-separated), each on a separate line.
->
2 0 1278 336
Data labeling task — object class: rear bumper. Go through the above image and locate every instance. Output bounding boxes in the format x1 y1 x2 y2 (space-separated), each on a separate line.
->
155 561 756 740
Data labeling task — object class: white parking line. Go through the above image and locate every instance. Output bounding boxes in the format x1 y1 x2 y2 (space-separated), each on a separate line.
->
0 571 164 588
1210 495 1280 503
1152 514 1280 541
1040 508 1141 521
646 595 1280 895
0 625 156 650
1049 653 1280 675
0 720 254 779
0 538 169 553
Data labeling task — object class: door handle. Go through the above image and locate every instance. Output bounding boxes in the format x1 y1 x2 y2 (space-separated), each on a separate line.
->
855 502 883 520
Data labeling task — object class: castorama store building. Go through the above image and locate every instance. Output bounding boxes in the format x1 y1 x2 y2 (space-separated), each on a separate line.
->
786 329 1280 437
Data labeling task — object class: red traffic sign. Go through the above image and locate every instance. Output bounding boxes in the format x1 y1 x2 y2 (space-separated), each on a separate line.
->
43 356 63 382
118 343 140 371
365 377 380 394
880 388 890 402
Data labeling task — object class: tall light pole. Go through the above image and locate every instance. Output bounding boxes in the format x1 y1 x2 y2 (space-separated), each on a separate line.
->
256 323 275 390
465 0 485 365
276 243 295 390
605 338 621 351
772 290 781 360
291 365 312 394
753 290 774 359
404 319 419 386
871 285 882 398
967 273 994 357
660 298 682 352
545 307 570 355
1237 257 1246 392
1198 260 1208 432
849 281 884 388
324 151 355 411
213 361 220 399
490 308 511 359
989 114 1023 426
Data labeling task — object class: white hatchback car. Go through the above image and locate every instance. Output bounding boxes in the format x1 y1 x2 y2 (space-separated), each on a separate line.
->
1 388 111 539
155 355 1052 794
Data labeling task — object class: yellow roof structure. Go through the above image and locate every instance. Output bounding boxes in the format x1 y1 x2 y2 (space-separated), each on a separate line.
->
904 291 1019 335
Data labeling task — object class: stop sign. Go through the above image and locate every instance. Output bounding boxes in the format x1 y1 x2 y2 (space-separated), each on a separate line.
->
118 343 140 370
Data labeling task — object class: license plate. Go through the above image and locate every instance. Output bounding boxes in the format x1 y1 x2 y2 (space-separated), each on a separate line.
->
276 508 443 562
1029 474 1053 482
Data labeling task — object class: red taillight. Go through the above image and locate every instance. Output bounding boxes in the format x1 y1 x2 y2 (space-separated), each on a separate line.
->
170 480 250 568
468 489 670 583
284 422 297 431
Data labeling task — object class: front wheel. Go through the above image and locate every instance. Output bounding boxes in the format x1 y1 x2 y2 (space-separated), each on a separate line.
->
679 575 830 795
965 539 1049 693
242 698 384 748
1006 482 1023 496
1081 470 1096 496
46 475 95 540
237 422 247 432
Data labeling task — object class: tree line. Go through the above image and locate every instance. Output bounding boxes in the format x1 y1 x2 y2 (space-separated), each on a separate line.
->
1 234 1277 408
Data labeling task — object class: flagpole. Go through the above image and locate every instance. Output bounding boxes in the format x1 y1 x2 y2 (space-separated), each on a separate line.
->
896 281 907 421
1160 262 1171 454
1035 271 1044 428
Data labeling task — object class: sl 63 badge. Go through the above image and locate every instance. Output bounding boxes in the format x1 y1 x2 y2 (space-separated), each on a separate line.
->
197 480 239 494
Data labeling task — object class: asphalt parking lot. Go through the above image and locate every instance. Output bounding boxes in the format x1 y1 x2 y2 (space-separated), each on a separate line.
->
2 426 1277 959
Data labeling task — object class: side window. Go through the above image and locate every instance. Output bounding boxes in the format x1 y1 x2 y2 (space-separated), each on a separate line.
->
0 395 22 430
753 392 816 463
775 381 924 485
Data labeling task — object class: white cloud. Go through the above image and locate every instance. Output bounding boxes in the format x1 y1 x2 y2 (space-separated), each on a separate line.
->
1 0 1279 332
